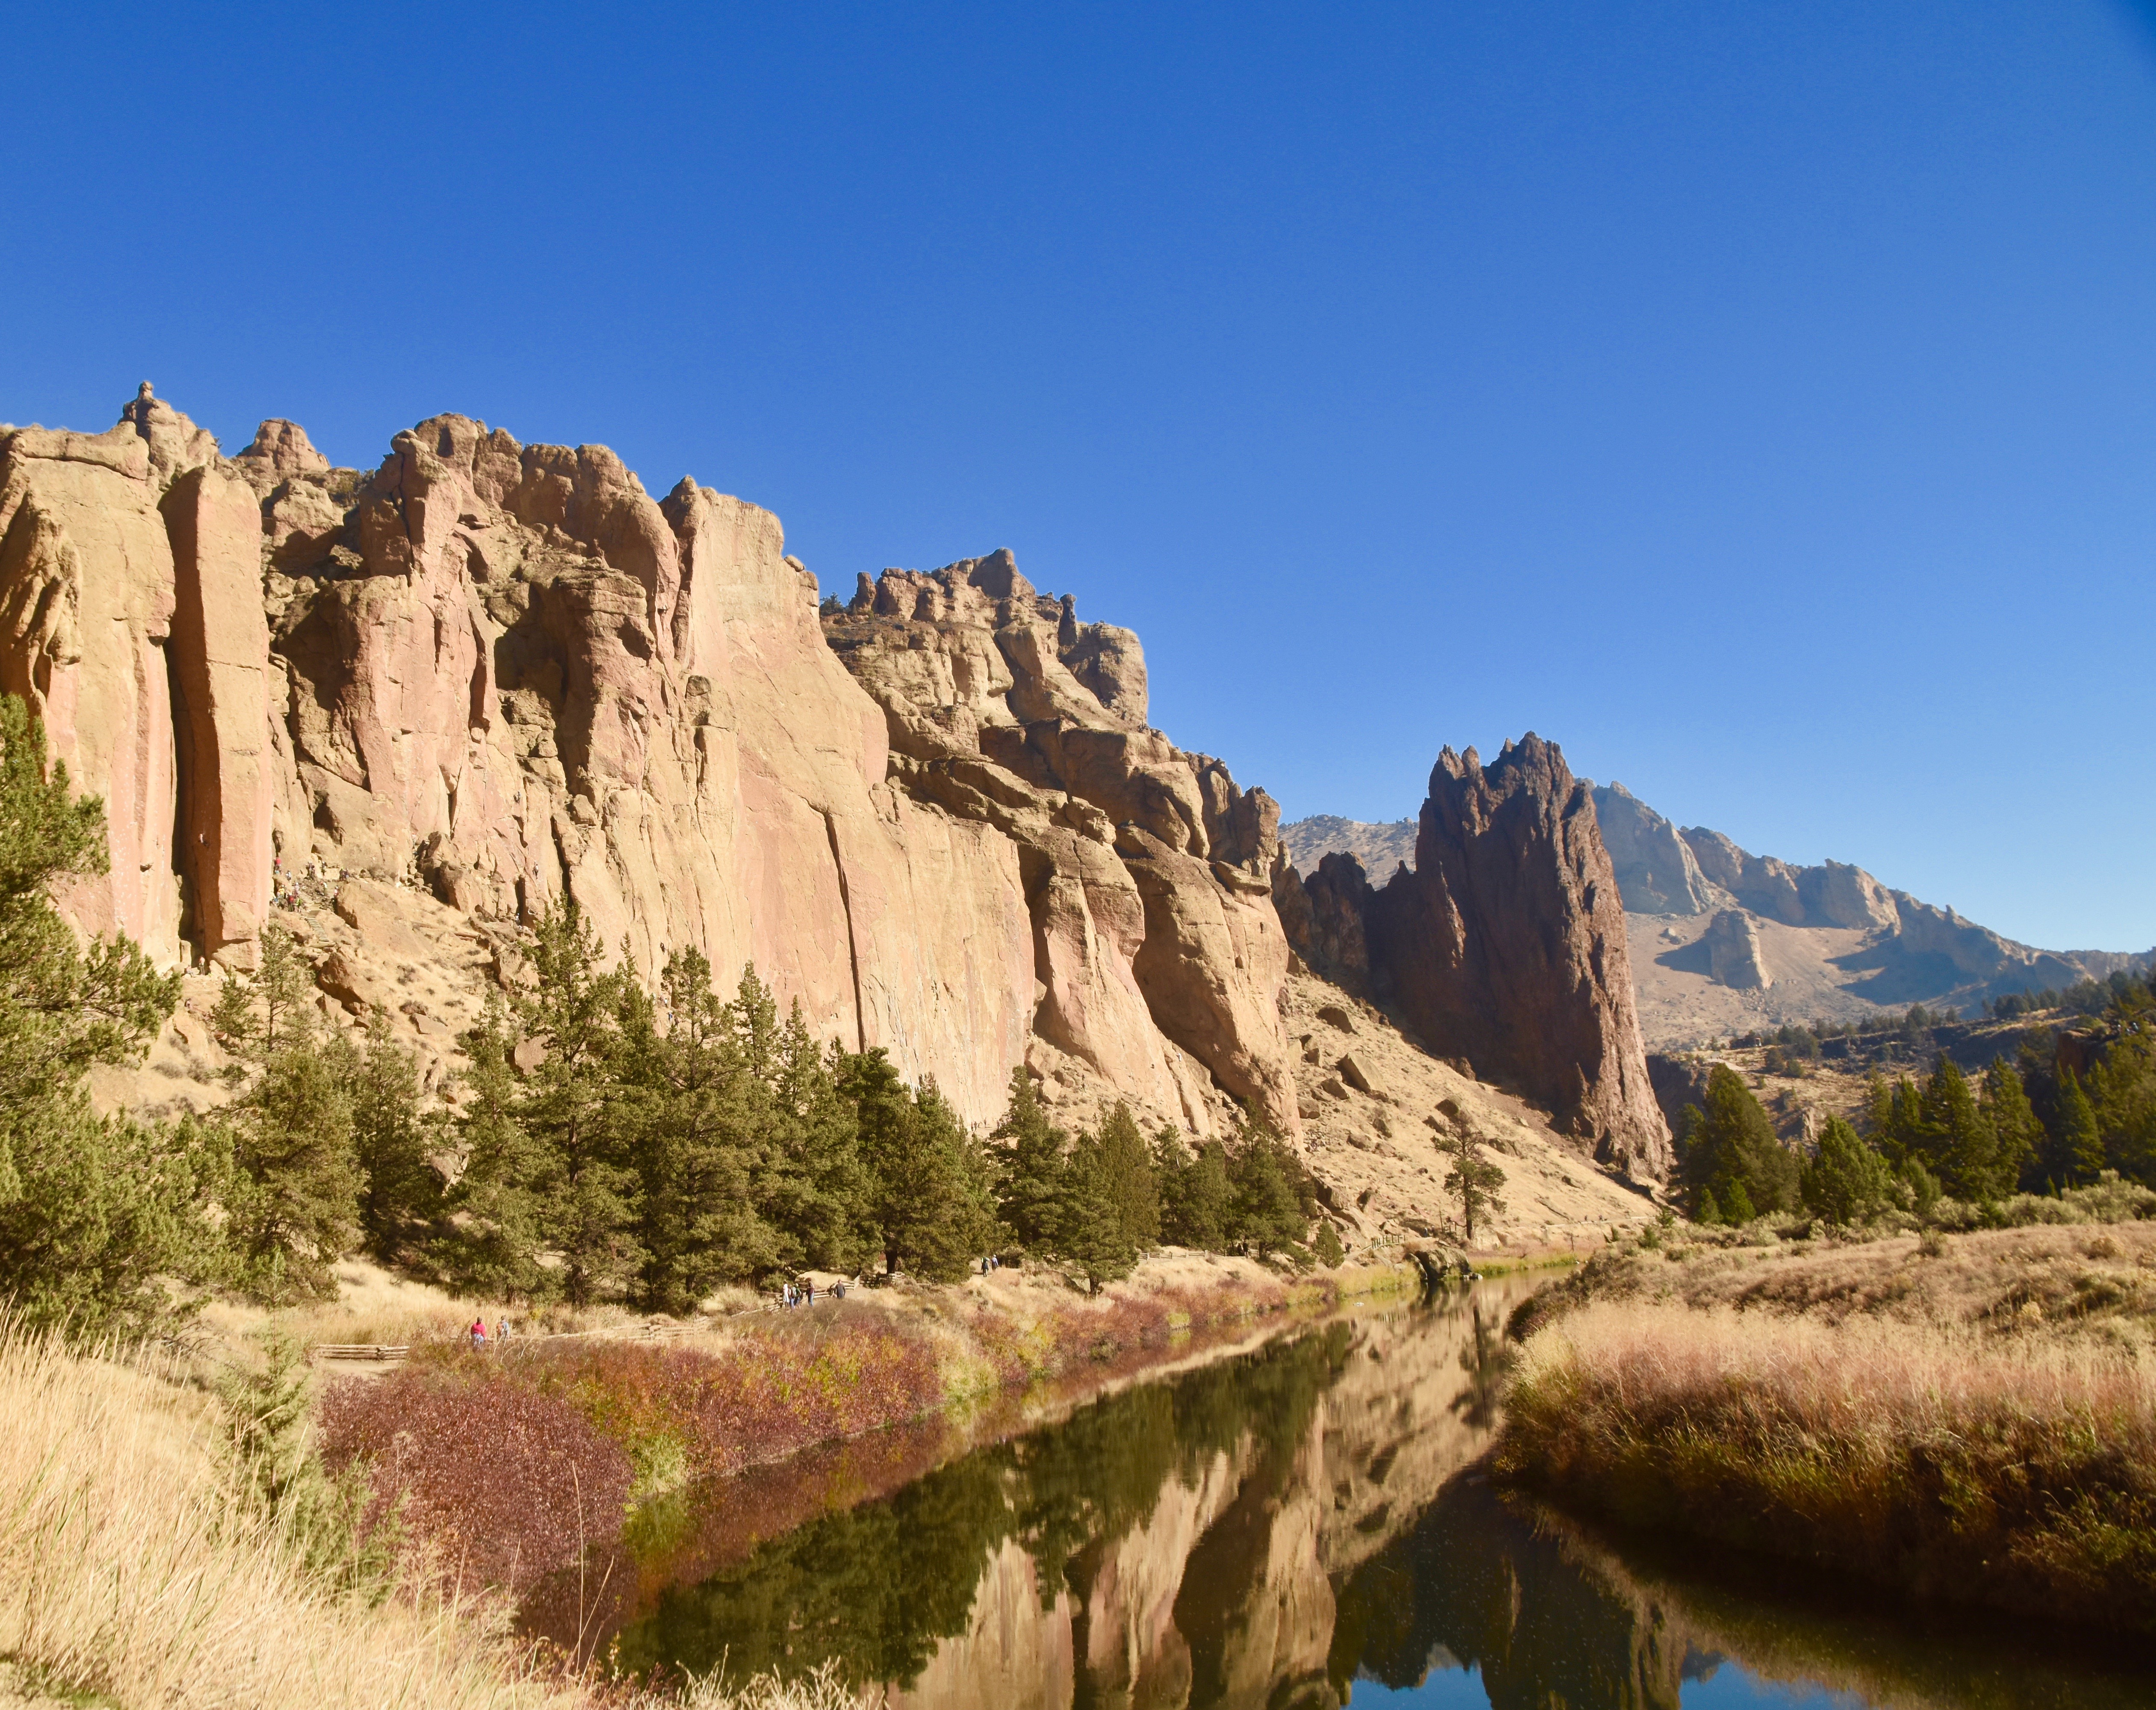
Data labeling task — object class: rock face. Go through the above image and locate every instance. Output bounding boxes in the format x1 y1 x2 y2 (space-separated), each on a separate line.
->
0 390 1304 1135
823 555 1297 1133
1591 782 1714 917
1276 737 1671 1179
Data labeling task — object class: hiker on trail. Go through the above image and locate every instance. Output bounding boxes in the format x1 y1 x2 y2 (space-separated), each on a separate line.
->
469 1317 487 1350
497 1317 511 1344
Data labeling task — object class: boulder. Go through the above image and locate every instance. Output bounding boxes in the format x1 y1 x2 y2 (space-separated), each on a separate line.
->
1702 908 1771 990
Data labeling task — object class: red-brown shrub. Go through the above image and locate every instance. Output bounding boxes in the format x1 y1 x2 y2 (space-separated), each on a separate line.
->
320 1369 634 1593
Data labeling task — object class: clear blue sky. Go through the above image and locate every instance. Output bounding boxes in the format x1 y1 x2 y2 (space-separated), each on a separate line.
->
4 3 2152 951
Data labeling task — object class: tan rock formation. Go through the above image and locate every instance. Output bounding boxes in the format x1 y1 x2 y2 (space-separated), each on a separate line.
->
163 463 274 967
825 554 1298 1134
0 416 186 962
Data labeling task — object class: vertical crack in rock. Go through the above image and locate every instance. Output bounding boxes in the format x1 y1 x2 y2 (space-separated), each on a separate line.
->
822 806 866 1053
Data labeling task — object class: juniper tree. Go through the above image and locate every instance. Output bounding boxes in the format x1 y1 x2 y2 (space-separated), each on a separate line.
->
991 1067 1068 1253
1154 1126 1231 1250
0 702 211 1337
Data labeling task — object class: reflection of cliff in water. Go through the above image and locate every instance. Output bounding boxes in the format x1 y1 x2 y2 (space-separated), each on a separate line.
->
609 1282 2156 1708
609 1284 1527 1707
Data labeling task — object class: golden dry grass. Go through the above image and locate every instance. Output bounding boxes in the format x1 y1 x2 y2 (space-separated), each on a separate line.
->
0 1317 884 1709
1497 1299 2156 1632
0 1318 600 1709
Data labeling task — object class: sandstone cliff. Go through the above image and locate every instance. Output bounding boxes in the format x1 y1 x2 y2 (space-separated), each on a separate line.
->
0 389 1306 1134
1275 737 1671 1179
823 557 1296 1133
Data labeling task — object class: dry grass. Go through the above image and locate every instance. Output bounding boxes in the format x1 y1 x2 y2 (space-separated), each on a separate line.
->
1496 1300 2156 1633
0 1318 591 1709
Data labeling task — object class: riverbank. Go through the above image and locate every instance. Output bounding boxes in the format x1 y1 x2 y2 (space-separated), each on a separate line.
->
318 1250 1420 1601
1494 1207 2156 1634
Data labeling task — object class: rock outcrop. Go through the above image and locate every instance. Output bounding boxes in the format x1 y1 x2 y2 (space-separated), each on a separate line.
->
1700 907 1770 990
1276 737 1670 1179
1590 781 1714 917
823 555 1297 1133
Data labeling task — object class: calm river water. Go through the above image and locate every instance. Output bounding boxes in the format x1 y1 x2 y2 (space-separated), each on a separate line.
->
538 1279 2156 1708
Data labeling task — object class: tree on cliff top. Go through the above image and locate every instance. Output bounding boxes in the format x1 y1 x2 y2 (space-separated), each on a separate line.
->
0 695 213 1337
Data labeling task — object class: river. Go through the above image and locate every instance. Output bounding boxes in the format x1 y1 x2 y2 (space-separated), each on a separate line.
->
527 1277 2156 1707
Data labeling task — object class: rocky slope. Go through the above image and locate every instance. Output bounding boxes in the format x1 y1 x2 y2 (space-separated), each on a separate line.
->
1592 782 2154 1044
3 386 1669 1214
1274 739 1671 1180
1277 814 1414 881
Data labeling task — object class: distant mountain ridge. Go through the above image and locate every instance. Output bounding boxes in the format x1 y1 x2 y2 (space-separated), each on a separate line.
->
1282 794 2154 1047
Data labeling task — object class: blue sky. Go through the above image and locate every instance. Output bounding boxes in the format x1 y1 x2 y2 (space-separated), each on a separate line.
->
4 2 2152 950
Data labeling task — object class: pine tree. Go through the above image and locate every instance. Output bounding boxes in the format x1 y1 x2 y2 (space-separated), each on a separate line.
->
1800 1116 1894 1226
1922 1058 2000 1202
1154 1126 1231 1250
628 948 778 1312
1681 1065 1798 1218
1723 1177 1757 1224
991 1067 1068 1253
0 703 208 1338
350 1011 440 1262
1438 1123 1507 1243
1059 1129 1138 1294
1225 1115 1309 1260
847 1053 995 1280
439 995 554 1300
1093 1102 1160 1250
517 903 639 1305
227 1040 363 1302
1312 1219 1344 1268
2054 1068 2106 1185
1981 1056 2044 1195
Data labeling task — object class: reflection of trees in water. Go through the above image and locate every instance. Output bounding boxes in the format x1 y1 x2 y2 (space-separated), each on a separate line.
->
610 1323 1353 1691
608 1291 2156 1710
1449 1295 1514 1434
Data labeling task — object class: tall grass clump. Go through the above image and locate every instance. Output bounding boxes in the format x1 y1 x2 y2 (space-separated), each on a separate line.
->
0 1315 583 1710
1495 1301 2156 1633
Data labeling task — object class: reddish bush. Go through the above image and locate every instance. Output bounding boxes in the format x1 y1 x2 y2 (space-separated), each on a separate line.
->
320 1368 634 1593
